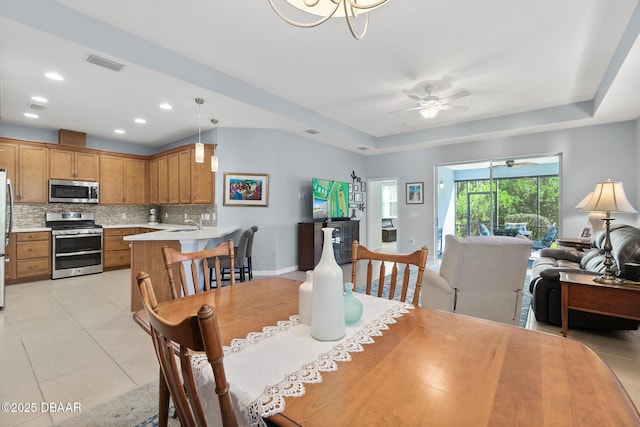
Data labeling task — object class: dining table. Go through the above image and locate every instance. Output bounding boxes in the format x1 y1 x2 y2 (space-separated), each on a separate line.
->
139 277 640 426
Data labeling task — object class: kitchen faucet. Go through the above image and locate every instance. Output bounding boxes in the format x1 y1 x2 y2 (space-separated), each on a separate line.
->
184 218 203 230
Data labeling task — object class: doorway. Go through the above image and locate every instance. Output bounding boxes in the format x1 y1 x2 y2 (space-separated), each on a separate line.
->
366 178 398 254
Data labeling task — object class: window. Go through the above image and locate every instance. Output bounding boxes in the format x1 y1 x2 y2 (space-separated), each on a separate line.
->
382 181 397 218
437 154 560 242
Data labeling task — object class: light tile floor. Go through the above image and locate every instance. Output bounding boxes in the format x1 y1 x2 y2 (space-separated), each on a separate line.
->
0 268 638 426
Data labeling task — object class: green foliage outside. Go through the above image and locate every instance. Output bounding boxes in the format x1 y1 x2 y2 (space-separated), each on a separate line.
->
455 176 559 239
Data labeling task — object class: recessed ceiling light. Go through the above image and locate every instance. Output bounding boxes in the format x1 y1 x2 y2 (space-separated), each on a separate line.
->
31 96 48 103
114 129 125 134
159 103 173 110
45 72 64 81
24 112 39 119
134 118 146 124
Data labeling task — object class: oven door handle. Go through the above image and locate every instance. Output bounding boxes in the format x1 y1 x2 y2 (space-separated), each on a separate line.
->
53 233 102 238
55 250 103 257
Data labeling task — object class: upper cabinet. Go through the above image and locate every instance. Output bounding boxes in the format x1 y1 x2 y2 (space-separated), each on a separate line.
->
49 146 100 181
191 145 214 204
0 137 213 207
0 138 48 203
99 153 148 205
149 144 214 205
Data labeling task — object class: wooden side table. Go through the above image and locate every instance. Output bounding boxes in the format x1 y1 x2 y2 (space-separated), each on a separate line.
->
559 272 640 337
556 237 591 251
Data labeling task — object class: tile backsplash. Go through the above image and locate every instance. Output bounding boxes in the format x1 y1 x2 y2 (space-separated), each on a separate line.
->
12 204 217 228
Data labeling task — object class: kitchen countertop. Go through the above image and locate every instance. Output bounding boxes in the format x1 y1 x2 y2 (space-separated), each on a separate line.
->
102 223 181 230
12 224 217 233
123 225 241 242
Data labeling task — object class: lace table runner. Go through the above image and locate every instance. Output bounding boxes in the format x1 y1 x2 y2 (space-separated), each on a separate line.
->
192 294 413 426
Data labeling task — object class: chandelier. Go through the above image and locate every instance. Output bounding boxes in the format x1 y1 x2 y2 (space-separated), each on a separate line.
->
268 0 391 40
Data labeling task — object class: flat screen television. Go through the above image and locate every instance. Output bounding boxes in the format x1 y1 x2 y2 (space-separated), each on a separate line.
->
312 178 350 221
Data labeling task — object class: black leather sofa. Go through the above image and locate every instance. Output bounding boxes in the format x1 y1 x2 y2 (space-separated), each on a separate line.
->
529 224 640 330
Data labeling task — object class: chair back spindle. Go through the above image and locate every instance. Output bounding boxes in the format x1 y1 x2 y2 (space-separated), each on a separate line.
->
351 240 428 306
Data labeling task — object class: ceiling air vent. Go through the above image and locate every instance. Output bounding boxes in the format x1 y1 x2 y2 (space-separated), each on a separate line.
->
30 103 46 111
305 129 320 135
86 54 125 72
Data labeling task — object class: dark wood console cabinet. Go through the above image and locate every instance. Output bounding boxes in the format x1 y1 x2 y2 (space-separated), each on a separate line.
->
298 220 360 271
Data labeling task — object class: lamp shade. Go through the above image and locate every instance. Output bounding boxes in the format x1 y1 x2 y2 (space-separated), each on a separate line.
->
575 192 594 209
581 180 637 215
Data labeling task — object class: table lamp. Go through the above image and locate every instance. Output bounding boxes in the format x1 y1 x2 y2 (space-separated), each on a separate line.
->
581 179 637 284
575 191 606 236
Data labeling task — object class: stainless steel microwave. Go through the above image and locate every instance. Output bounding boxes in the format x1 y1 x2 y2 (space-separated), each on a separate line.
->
49 179 99 203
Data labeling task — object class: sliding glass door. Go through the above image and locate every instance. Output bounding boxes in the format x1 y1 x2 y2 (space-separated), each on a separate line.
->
437 154 560 250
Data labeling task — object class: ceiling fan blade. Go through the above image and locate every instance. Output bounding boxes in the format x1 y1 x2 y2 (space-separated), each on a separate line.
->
406 94 423 101
440 90 470 103
387 105 426 114
440 105 469 111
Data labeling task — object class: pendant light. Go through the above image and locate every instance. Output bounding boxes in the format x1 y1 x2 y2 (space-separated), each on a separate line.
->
211 118 219 172
194 98 205 163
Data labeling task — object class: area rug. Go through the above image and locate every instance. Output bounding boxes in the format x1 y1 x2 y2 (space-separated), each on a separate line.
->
520 274 532 328
53 382 179 427
357 266 533 328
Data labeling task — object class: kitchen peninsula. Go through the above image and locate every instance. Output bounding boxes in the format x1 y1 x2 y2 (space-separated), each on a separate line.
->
124 225 240 311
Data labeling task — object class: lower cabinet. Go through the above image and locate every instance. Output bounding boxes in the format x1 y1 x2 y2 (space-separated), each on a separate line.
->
7 231 51 283
103 227 156 270
103 228 137 270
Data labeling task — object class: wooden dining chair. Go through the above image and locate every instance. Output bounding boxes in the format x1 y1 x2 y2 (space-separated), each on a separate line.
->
351 240 428 306
136 272 239 427
161 240 235 296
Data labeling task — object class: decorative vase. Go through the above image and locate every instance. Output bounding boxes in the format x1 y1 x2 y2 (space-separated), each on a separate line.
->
298 271 313 326
311 228 346 341
343 282 363 325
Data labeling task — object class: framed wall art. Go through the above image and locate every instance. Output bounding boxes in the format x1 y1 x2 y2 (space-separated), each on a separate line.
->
223 172 269 206
406 182 424 204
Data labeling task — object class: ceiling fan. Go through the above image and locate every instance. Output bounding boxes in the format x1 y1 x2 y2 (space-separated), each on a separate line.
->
392 85 470 118
492 159 539 169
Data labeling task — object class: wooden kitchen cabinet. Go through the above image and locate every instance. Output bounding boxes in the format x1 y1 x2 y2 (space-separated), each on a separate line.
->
167 152 180 204
49 146 99 181
178 149 191 204
99 154 148 204
149 144 213 205
148 157 159 204
124 157 148 204
103 227 137 269
0 139 48 203
12 231 51 282
191 145 214 204
157 155 169 204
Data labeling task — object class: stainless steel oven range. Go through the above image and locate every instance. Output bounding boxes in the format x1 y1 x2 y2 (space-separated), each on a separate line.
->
46 212 103 279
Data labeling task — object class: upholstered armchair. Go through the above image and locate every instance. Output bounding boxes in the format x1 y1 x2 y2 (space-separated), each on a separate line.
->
420 235 533 325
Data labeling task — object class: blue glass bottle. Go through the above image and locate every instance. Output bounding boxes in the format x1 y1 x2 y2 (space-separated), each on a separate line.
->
344 282 363 325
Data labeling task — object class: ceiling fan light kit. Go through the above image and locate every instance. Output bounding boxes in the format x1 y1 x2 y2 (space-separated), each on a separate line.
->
395 85 470 119
268 0 391 40
419 104 441 119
